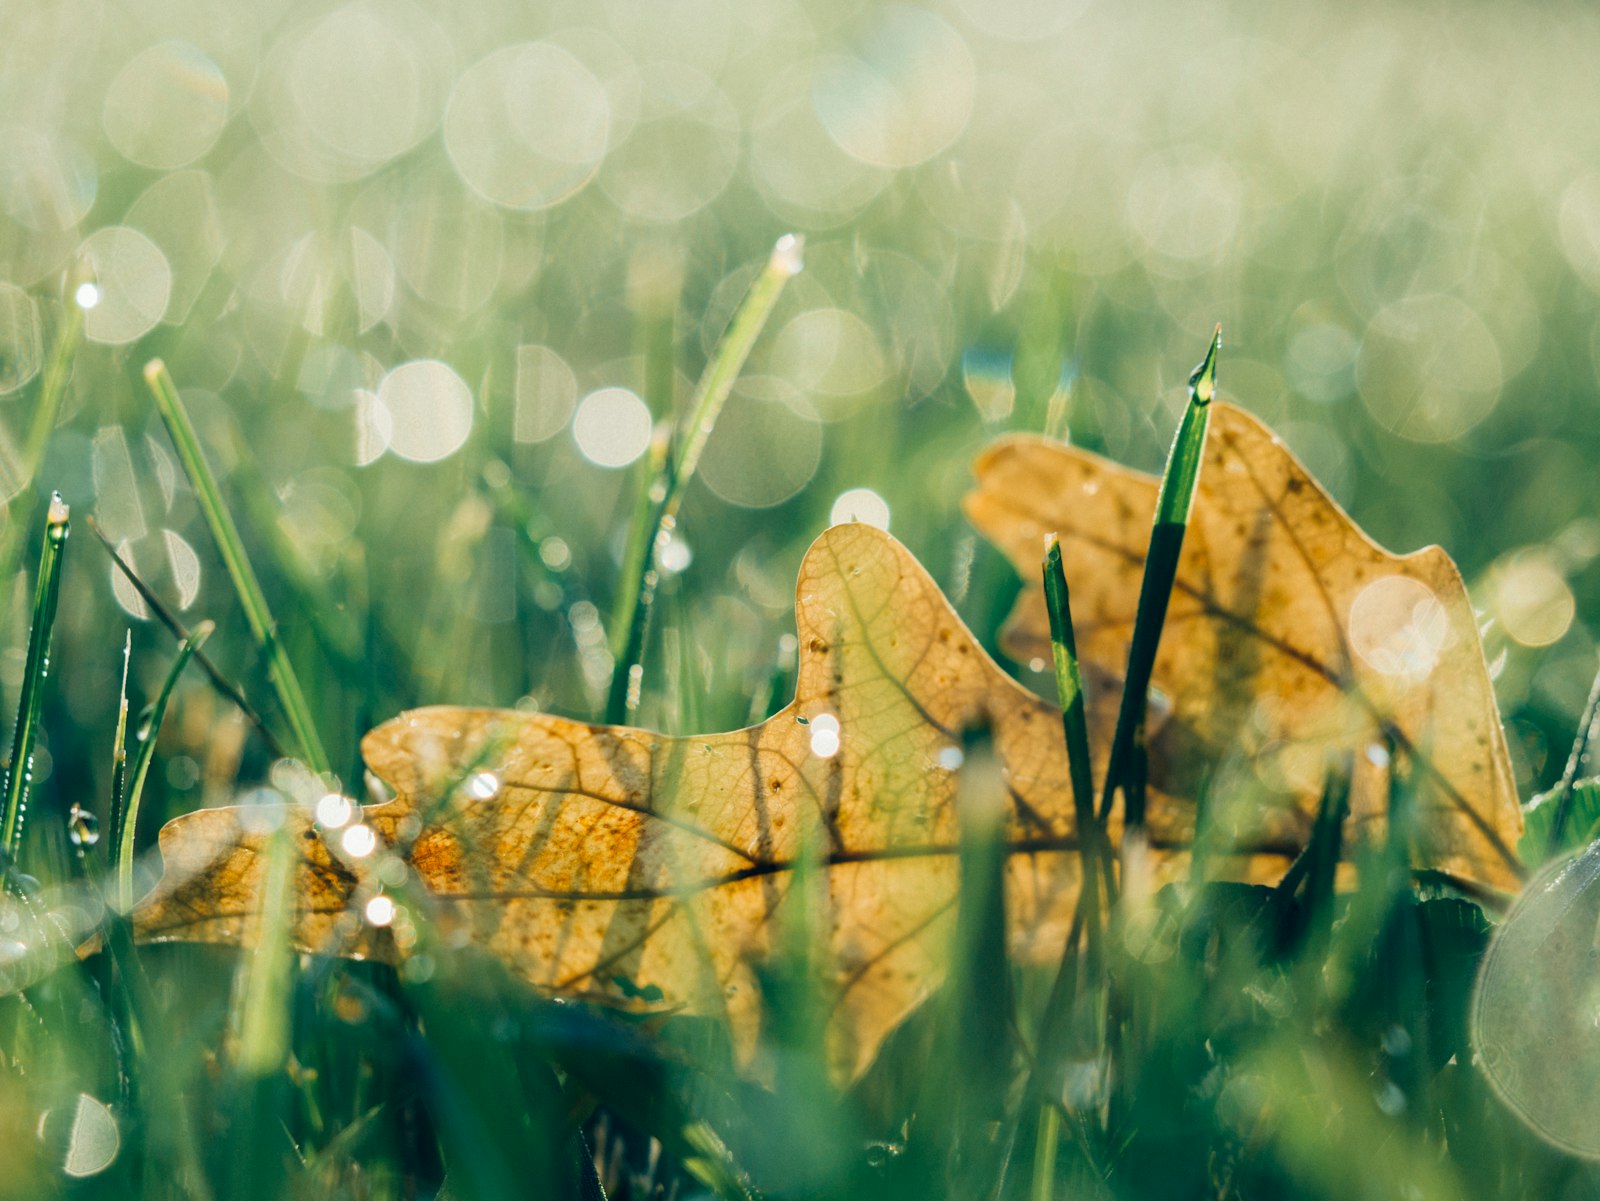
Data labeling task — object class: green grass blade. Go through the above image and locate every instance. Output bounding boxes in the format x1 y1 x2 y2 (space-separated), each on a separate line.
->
606 234 803 724
0 291 84 588
144 359 330 776
607 431 670 723
1 493 70 865
1030 1103 1060 1201
1097 326 1221 831
232 822 296 1077
117 621 212 913
1043 533 1107 916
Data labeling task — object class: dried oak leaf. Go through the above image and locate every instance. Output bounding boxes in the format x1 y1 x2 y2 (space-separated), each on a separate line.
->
964 401 1523 894
135 523 1110 1079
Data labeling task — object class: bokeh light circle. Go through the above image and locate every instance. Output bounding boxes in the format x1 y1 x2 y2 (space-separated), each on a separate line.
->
255 0 445 182
77 227 172 345
445 43 611 211
600 67 739 222
829 487 890 531
0 128 96 232
698 379 822 508
811 6 974 169
103 42 230 169
513 345 578 443
0 284 42 395
1358 294 1502 443
573 387 652 468
1474 847 1600 1158
952 0 1087 41
376 360 474 463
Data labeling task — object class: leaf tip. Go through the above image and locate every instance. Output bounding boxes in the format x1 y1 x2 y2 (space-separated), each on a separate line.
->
1189 325 1222 405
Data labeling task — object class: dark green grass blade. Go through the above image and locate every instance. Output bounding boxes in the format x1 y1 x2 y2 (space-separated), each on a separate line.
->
1 494 69 866
145 359 330 776
606 234 802 724
117 621 212 912
1043 532 1109 925
108 631 131 854
88 514 288 761
1098 327 1221 831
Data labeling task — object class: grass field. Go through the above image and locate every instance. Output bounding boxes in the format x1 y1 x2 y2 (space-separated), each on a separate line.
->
2 0 1600 1196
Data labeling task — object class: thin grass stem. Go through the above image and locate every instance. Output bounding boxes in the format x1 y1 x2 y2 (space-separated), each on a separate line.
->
1548 656 1600 848
1 494 70 864
144 360 329 775
108 631 130 852
606 234 803 724
1098 327 1221 831
88 514 289 762
117 621 212 912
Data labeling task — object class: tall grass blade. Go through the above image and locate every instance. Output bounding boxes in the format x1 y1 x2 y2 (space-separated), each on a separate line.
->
1 494 69 866
232 823 296 1077
606 234 803 723
1043 532 1109 925
116 621 212 912
0 290 84 587
144 359 330 775
1098 326 1221 831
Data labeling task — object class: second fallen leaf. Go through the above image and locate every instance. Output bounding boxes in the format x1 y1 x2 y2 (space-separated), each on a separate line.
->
965 402 1523 894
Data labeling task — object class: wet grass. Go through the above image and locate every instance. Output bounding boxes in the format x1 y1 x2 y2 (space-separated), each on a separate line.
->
0 316 1594 1201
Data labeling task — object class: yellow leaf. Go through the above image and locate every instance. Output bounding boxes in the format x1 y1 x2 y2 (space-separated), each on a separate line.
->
135 523 1096 1079
964 401 1524 894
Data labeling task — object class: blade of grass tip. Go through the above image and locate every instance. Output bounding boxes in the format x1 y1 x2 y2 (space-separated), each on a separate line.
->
88 514 290 763
1548 655 1600 849
1098 326 1220 832
606 234 803 724
144 359 329 776
117 621 212 913
0 284 86 587
1044 532 1111 924
1 494 69 869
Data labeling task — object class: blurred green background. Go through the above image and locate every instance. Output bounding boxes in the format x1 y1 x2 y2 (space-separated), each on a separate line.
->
0 0 1596 852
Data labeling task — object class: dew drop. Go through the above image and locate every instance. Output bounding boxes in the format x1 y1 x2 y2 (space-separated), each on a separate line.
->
67 805 99 848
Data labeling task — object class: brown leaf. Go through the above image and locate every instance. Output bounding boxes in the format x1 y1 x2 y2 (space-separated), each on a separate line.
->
964 401 1524 894
135 523 1110 1079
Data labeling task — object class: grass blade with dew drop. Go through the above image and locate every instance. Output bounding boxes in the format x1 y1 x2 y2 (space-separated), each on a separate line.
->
1 494 69 872
117 621 212 913
606 234 804 724
144 359 330 776
0 281 86 587
1097 326 1221 832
